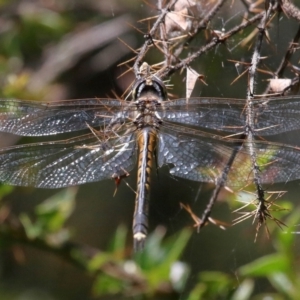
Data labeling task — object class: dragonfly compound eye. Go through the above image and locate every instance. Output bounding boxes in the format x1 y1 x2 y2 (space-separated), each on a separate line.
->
132 77 167 101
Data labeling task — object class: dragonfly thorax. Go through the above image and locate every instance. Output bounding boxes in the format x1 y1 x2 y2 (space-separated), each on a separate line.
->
132 74 167 129
133 95 162 129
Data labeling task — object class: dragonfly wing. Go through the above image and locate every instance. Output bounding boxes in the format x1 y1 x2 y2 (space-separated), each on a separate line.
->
252 97 300 135
160 96 300 136
158 123 237 184
0 98 128 136
159 98 245 133
0 130 137 188
158 123 300 188
251 142 300 184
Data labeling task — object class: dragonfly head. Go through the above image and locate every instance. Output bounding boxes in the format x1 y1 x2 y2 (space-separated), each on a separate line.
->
132 66 168 101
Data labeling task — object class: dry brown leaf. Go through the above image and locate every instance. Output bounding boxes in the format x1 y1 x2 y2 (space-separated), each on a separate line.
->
165 0 197 37
186 67 200 100
186 67 207 101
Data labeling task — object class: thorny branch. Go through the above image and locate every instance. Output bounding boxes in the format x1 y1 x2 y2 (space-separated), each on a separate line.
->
192 0 227 33
131 0 300 234
134 0 267 231
264 24 300 95
134 0 265 79
247 2 273 97
133 0 178 76
277 25 300 78
180 0 227 54
280 0 300 21
158 0 171 67
158 10 265 78
245 2 274 233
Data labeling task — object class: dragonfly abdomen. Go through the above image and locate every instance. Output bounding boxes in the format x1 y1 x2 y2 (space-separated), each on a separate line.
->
133 127 157 251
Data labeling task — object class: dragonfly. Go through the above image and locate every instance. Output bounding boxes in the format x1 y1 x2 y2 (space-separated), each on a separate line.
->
0 62 300 250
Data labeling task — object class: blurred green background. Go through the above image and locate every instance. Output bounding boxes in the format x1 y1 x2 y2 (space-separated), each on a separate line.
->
0 0 300 299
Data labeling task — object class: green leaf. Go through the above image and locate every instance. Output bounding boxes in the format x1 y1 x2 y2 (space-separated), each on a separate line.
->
231 279 254 300
108 224 128 254
20 213 42 239
186 283 206 300
132 227 192 292
135 227 192 268
92 273 123 296
0 184 14 199
268 272 296 297
199 271 233 296
88 252 113 271
239 254 290 277
275 206 300 255
35 187 77 232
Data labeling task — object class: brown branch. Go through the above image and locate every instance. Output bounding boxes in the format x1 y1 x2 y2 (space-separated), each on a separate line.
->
263 24 300 95
247 5 272 97
277 24 300 78
133 0 178 76
158 0 171 67
280 0 300 21
192 0 227 32
245 2 274 232
157 11 264 79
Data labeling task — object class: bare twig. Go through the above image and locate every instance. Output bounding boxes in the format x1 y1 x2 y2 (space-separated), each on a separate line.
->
133 0 178 76
157 11 264 79
276 25 300 78
280 0 300 22
192 0 227 32
245 2 274 231
197 140 243 230
158 0 171 66
263 24 300 95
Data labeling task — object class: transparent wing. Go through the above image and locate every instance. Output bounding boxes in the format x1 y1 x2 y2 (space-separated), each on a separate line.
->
160 96 300 135
158 122 300 188
0 130 137 188
0 98 130 136
1 96 300 137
